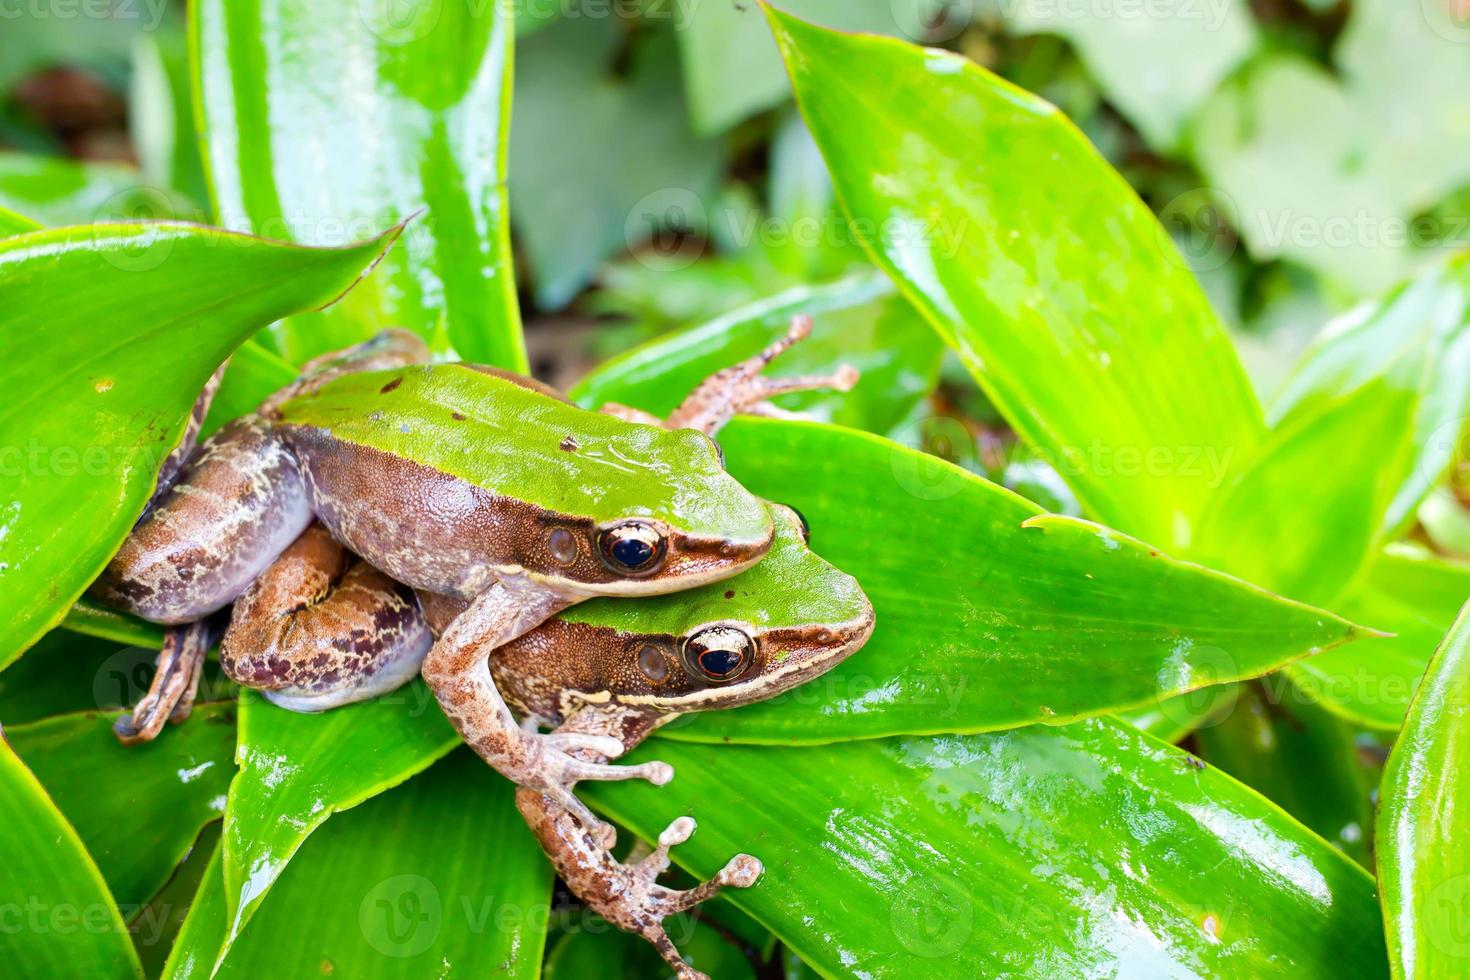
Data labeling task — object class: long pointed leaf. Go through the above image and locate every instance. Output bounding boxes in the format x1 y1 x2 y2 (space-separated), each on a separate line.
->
0 222 400 666
192 0 525 367
590 719 1386 977
1379 600 1470 978
766 6 1262 550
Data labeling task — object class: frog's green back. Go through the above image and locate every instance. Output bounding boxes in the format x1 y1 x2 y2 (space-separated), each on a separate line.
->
562 511 869 635
277 365 769 541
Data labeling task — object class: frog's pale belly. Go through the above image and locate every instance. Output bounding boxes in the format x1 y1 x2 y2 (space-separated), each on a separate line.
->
282 425 610 598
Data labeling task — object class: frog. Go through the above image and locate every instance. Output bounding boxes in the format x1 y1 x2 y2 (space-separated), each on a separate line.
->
420 504 875 979
90 318 856 820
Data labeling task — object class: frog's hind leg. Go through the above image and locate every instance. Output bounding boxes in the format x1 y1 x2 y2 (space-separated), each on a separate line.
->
652 315 859 436
219 523 432 711
113 619 219 744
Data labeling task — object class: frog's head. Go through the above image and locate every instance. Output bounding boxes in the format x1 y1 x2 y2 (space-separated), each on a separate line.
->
500 505 874 718
527 425 776 599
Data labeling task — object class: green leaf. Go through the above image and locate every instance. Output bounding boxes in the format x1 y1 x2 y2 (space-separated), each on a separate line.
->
0 151 184 227
175 751 550 979
1295 547 1470 731
62 597 166 649
545 913 753 980
1272 252 1470 538
658 419 1362 744
0 203 40 235
1379 599 1470 978
509 17 724 309
215 688 457 963
8 704 236 910
571 273 941 437
590 720 1387 977
201 341 297 439
0 732 142 978
1006 0 1257 150
1193 378 1417 606
0 222 400 668
193 0 525 368
768 8 1262 550
131 29 210 209
1194 680 1377 867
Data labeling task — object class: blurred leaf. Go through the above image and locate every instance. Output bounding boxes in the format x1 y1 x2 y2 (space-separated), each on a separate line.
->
173 751 550 979
1192 56 1409 295
130 30 208 208
1272 251 1470 537
510 17 724 309
1194 681 1376 867
674 0 947 135
1336 0 1470 215
659 420 1363 744
0 204 40 234
1193 379 1416 606
0 733 141 978
1378 598 1470 978
194 0 525 368
545 912 753 980
769 9 1262 551
591 720 1387 977
1419 485 1470 560
1006 0 1257 150
0 0 162 90
1295 547 1470 731
0 152 184 227
215 688 457 963
572 273 941 437
8 703 236 910
0 222 399 668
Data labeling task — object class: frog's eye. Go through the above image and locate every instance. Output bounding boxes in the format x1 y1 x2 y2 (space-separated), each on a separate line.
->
683 626 755 682
598 521 667 576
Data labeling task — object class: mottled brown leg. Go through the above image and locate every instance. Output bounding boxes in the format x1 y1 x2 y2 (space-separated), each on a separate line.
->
422 576 673 827
220 524 432 711
259 328 431 417
658 315 859 436
515 710 761 980
114 620 216 745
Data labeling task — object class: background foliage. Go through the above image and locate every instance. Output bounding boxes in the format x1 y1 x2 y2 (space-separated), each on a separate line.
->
3 0 1470 977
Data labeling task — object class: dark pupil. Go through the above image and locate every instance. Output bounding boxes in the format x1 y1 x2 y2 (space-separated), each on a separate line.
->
700 648 744 677
611 536 654 569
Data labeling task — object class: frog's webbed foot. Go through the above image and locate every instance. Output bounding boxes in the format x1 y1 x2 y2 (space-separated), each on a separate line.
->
517 788 761 980
664 315 859 436
114 620 215 745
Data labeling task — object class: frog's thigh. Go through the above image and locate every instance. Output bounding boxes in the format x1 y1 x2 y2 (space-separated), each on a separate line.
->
220 524 431 711
91 415 312 623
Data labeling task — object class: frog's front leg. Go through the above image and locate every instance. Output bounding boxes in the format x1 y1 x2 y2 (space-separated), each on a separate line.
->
421 576 674 825
515 708 761 980
604 315 858 436
219 523 432 710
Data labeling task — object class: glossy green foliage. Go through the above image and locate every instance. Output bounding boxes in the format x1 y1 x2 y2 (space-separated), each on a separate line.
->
192 0 524 368
572 273 942 438
545 915 753 980
766 6 1262 552
592 720 1386 977
0 223 397 667
170 751 550 979
0 152 183 228
661 420 1361 743
215 689 457 960
0 203 39 234
1379 601 1470 978
8 705 236 910
0 734 141 978
280 364 772 541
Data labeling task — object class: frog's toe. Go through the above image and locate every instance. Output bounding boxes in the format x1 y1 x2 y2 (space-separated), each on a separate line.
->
564 756 673 786
543 732 625 758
